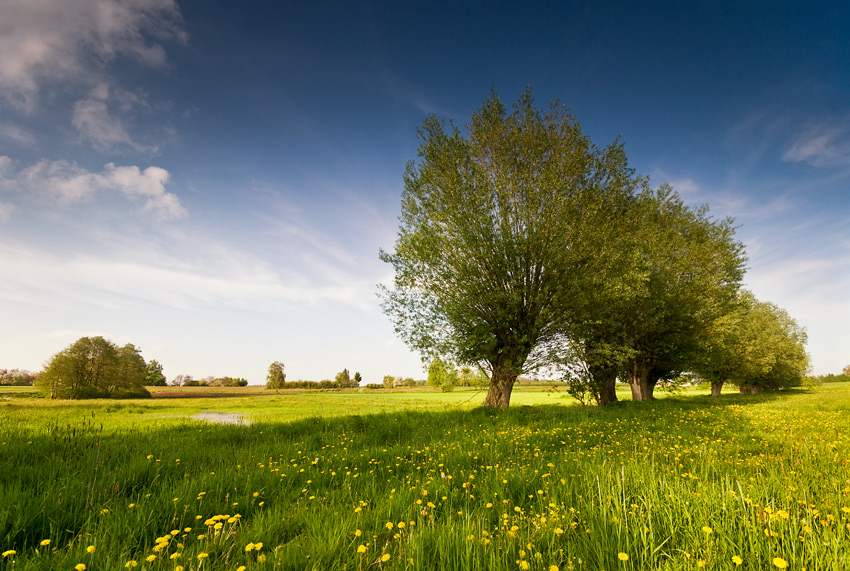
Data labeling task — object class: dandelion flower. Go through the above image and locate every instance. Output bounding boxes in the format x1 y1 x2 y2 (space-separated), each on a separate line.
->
554 528 564 535
732 555 743 565
125 562 137 568
40 539 50 546
197 552 209 560
357 545 367 554
519 561 530 570
146 555 156 562
355 529 362 537
385 522 393 530
2 550 16 557
773 558 788 569
245 543 255 552
381 553 390 562
86 546 96 554
75 565 86 571
702 526 713 534
618 553 629 561
237 567 246 571
257 554 267 563
550 566 559 571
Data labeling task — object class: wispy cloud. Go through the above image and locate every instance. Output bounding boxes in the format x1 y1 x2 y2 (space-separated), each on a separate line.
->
0 0 186 114
1 156 186 219
783 120 850 167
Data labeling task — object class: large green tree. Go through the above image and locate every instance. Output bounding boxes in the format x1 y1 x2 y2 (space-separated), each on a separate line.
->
381 89 640 408
35 336 150 399
145 359 167 386
618 187 746 400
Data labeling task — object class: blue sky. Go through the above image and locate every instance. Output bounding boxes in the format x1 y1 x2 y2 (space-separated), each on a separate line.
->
1 0 848 383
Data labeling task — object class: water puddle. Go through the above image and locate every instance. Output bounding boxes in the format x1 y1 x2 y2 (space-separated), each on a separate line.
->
192 411 250 425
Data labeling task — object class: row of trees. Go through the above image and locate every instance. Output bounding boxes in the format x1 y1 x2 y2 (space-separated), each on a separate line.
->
265 362 361 389
169 375 249 387
34 336 151 399
0 369 38 386
380 88 809 408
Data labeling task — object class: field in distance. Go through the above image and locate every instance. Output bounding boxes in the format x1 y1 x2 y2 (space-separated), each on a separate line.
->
1 383 848 570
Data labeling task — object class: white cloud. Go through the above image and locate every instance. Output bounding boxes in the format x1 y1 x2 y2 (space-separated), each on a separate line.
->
72 98 154 153
4 156 186 219
0 0 186 113
783 120 850 167
0 123 37 147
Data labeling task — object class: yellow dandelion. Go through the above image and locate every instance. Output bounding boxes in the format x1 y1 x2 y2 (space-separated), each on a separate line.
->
519 561 530 570
146 555 157 562
2 550 16 557
197 552 209 560
75 565 86 571
773 558 788 569
702 526 713 534
550 566 559 571
381 553 391 562
357 545 367 554
86 545 96 554
257 555 267 563
237 567 246 571
385 522 393 530
40 539 50 546
355 529 362 537
245 543 255 552
175 567 184 571
554 528 564 535
125 562 138 568
732 555 743 565
618 552 629 561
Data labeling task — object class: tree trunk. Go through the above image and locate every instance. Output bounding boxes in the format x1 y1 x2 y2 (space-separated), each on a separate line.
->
739 384 762 395
628 361 652 401
483 362 519 409
710 381 723 396
589 363 618 406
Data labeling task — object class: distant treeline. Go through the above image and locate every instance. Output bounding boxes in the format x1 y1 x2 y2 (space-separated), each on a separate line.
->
0 369 38 386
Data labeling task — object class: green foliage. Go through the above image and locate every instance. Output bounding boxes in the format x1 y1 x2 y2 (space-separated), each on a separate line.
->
381 88 645 408
808 373 850 384
382 375 396 388
265 361 286 389
403 377 417 387
335 368 351 387
353 371 362 385
34 336 151 399
426 357 446 387
144 359 167 386
0 369 37 386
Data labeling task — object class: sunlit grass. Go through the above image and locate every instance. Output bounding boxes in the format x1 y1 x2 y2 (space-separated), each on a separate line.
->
1 384 848 570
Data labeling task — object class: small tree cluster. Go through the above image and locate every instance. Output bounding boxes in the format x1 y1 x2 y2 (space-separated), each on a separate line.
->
0 369 38 386
35 337 151 399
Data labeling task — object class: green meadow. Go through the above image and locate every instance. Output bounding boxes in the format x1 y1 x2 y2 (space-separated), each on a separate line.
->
1 384 848 570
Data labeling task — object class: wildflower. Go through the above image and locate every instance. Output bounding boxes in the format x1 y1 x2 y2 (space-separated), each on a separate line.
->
732 555 743 565
197 552 209 560
618 553 629 561
702 526 713 534
254 542 263 551
386 522 394 530
176 567 184 571
773 558 788 569
697 561 706 568
2 550 16 557
170 552 181 560
75 565 86 571
146 555 157 562
257 555 266 563
381 553 391 562
357 545 367 554
355 529 362 537
237 567 246 571
550 566 559 571
86 545 96 553
554 528 564 535
125 562 137 568
519 561 530 570
40 539 50 546
245 543 255 552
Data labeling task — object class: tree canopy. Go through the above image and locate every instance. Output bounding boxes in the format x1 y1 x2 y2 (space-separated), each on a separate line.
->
381 89 642 408
35 336 151 399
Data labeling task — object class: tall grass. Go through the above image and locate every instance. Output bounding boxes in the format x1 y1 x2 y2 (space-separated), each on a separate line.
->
1 385 848 570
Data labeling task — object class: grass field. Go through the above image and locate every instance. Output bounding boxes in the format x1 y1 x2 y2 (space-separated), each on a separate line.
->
1 383 848 570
